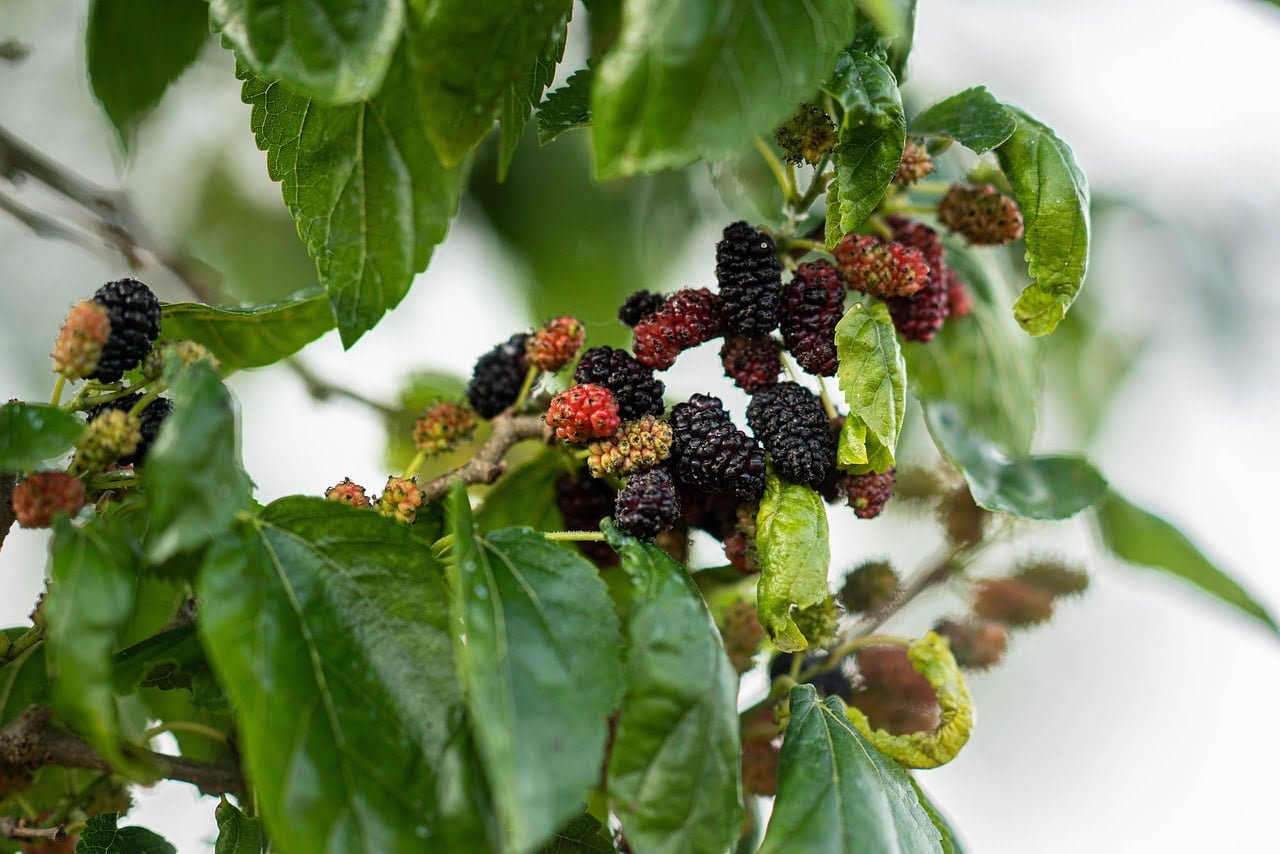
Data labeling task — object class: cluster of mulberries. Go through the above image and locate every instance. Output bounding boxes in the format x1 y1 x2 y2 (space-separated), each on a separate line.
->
573 347 665 419
882 216 950 343
88 278 163 383
84 394 173 467
322 475 425 524
746 383 834 488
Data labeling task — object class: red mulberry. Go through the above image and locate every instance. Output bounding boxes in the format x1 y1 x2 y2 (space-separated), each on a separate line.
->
841 468 896 519
547 384 621 444
840 560 899 614
555 474 618 566
720 335 781 393
775 104 837 167
325 478 371 508
780 260 844 377
715 221 782 335
883 217 950 342
52 300 110 380
833 234 930 299
938 183 1024 245
934 618 1008 671
633 288 724 369
973 579 1054 627
894 140 934 185
526 316 585 372
11 472 85 528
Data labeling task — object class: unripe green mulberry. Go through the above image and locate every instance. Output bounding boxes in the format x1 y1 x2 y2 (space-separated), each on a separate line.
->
142 340 220 380
75 409 141 473
840 560 899 614
774 104 837 166
972 578 1054 627
1017 559 1089 598
377 476 423 524
325 477 371 508
791 595 841 648
413 400 477 455
586 415 673 478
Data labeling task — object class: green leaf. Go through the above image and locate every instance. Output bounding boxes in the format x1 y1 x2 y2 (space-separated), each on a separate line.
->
215 797 266 854
909 86 1016 154
924 403 1106 520
756 474 830 652
86 0 207 148
834 301 905 470
591 0 859 177
210 0 403 103
537 811 616 853
994 106 1091 336
904 244 1041 455
144 363 253 563
75 813 176 853
855 0 917 78
476 450 567 532
45 515 141 774
536 68 592 145
498 14 570 178
911 780 967 854
0 628 48 724
445 484 623 852
823 51 905 247
1095 491 1279 633
160 295 334 372
198 497 465 851
243 47 468 347
0 402 84 470
603 523 743 854
406 0 572 167
760 686 941 854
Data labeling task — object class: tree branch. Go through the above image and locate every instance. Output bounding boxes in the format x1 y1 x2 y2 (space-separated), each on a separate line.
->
417 413 550 504
0 706 243 797
0 816 66 843
0 471 16 554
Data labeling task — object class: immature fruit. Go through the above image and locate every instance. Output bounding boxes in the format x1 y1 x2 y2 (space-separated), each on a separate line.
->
547 384 621 444
841 468 896 519
893 140 934 185
555 474 619 567
142 340 220 380
618 289 667 327
466 333 530 419
723 501 761 574
11 472 85 528
526 316 585 372
52 300 110 380
587 415 672 478
614 467 681 540
633 287 725 369
89 278 162 382
84 394 172 466
746 382 835 488
833 234 930 299
325 477 370 508
774 103 837 166
945 269 974 319
779 259 844 377
719 598 765 673
973 579 1055 627
938 182 1025 245
413 400 477 455
573 346 665 419
75 409 141 473
840 560 899 614
1017 560 1090 598
934 618 1009 671
376 476 423 525
940 484 986 547
892 467 946 501
792 595 842 648
719 334 781 393
741 736 780 797
850 645 941 735
669 395 766 501
884 216 950 343
715 221 783 335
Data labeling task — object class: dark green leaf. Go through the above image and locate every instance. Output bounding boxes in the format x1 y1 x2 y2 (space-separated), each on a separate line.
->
160 295 334 372
756 474 829 652
855 0 916 78
243 47 468 347
591 0 859 177
905 244 1041 455
924 403 1106 520
45 515 142 773
911 780 966 854
407 0 572 167
0 402 83 470
113 624 204 694
909 86 1016 154
536 68 592 145
198 498 465 851
75 813 176 853
1095 491 1279 633
834 301 905 469
445 484 623 852
210 0 403 103
476 450 567 532
995 106 1091 336
144 363 253 563
823 51 905 246
603 523 743 853
86 0 207 147
0 628 48 724
497 14 570 178
215 797 266 854
538 811 616 853
759 686 941 854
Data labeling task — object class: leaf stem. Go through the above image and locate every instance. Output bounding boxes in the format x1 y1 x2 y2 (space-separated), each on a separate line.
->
49 375 65 407
402 450 428 480
754 136 794 203
127 385 164 418
866 215 894 240
513 364 540 412
0 625 42 669
284 358 399 418
73 378 155 411
543 530 608 542
816 378 839 421
143 721 229 744
908 180 951 195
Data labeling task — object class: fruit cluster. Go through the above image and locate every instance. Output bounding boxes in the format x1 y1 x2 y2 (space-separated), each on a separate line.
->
8 279 224 529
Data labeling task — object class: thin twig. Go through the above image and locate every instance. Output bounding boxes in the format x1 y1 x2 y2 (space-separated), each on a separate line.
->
0 706 243 797
284 358 399 418
417 413 549 504
0 816 66 842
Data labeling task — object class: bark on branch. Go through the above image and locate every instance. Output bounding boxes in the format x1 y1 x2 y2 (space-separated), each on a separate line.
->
0 706 243 797
416 413 550 504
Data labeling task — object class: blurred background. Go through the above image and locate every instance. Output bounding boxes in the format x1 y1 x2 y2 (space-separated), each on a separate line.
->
2 0 1279 850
